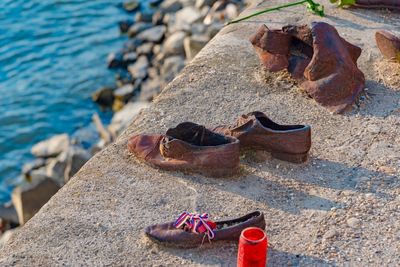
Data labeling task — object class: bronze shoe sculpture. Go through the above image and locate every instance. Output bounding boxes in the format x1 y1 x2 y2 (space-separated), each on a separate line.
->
330 0 400 10
250 22 365 114
213 111 311 163
128 122 240 177
376 30 400 63
145 211 265 248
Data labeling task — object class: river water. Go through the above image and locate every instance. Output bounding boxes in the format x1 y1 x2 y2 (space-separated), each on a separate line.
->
0 0 130 203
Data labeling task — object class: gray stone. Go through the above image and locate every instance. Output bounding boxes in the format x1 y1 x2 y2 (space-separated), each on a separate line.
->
127 22 153 38
139 79 162 101
122 52 137 65
123 0 140 12
183 35 209 60
161 56 185 83
136 43 154 55
160 0 182 13
206 22 223 38
128 56 149 79
347 217 361 228
31 134 69 158
137 25 166 43
225 3 238 19
135 12 154 23
190 23 207 35
195 0 217 9
107 52 124 68
64 146 91 183
0 229 17 249
163 31 186 55
22 159 46 178
152 11 164 25
12 177 60 224
108 102 150 136
176 6 202 26
46 146 91 185
114 84 136 102
92 87 115 107
323 229 338 239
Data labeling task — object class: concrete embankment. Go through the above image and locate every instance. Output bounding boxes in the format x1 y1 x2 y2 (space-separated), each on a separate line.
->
1 1 399 265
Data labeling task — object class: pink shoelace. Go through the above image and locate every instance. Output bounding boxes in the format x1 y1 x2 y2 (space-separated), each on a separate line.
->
173 212 216 240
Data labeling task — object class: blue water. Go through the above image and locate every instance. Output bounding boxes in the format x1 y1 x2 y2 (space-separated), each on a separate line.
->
0 0 130 203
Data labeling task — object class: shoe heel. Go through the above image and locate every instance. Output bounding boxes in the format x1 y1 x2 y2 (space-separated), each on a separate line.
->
271 151 308 163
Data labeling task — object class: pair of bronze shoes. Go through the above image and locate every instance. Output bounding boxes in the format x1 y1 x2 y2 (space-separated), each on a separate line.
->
128 111 311 177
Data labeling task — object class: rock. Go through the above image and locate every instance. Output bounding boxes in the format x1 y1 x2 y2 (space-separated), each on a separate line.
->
31 134 69 158
191 23 207 35
147 67 159 79
122 38 144 53
46 153 68 185
161 56 185 83
137 25 166 43
46 146 91 185
128 55 149 79
152 11 164 25
195 0 217 9
22 159 46 179
0 228 17 248
114 84 136 102
184 35 209 60
139 78 162 101
28 166 49 182
347 217 361 228
153 44 162 56
160 0 183 13
225 3 238 19
375 30 400 63
0 205 19 224
135 12 154 23
92 87 115 107
108 102 150 136
64 146 91 183
323 229 338 239
164 31 186 55
107 52 124 68
122 52 137 65
206 22 223 38
123 0 140 12
176 6 202 26
119 20 134 33
127 23 153 38
149 0 163 7
12 176 60 224
136 43 154 55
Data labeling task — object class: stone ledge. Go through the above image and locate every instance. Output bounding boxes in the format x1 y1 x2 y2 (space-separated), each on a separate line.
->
1 1 399 266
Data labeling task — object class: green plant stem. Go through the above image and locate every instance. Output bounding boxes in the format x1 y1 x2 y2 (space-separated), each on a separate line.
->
227 0 308 25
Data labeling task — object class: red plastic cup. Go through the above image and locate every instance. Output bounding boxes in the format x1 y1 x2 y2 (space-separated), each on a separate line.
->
237 227 268 267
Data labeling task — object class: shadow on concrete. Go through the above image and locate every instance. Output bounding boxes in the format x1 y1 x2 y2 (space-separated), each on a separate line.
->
268 248 336 267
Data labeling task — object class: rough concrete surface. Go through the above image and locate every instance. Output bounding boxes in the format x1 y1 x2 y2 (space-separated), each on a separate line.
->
1 1 399 266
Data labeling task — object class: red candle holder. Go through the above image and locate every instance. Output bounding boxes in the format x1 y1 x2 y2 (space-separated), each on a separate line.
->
237 227 268 267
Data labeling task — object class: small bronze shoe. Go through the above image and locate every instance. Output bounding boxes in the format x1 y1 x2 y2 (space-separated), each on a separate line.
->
128 122 240 177
214 111 311 163
145 211 265 248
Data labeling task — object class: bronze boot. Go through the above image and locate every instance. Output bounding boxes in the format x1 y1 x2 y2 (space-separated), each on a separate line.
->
128 122 240 177
376 30 400 63
214 112 311 163
145 211 265 248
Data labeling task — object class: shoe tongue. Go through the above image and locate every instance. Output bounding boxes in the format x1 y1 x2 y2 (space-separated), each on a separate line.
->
166 122 229 146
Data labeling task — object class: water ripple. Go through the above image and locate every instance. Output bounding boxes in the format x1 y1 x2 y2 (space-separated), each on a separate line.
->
0 0 129 203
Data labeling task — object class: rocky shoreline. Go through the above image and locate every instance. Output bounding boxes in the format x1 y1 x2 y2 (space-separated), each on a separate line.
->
0 0 247 247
